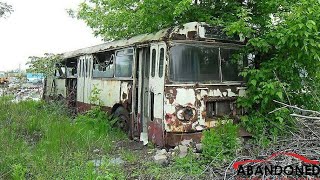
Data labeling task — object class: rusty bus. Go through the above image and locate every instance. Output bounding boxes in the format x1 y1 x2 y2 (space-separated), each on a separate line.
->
45 22 249 147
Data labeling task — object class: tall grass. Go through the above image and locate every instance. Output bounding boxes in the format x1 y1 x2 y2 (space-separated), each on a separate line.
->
0 97 126 179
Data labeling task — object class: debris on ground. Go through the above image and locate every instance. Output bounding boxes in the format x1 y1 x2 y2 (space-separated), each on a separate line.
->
0 81 43 102
154 149 168 165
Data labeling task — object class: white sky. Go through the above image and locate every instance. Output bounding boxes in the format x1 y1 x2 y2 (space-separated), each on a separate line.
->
0 0 103 71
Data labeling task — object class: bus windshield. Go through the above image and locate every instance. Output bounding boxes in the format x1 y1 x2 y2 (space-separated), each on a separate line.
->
169 44 246 83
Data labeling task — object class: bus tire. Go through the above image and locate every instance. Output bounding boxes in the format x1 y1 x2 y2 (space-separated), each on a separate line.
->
113 106 132 138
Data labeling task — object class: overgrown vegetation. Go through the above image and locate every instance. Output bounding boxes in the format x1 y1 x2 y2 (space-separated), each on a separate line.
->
202 120 240 164
0 97 126 179
0 97 209 179
237 0 320 144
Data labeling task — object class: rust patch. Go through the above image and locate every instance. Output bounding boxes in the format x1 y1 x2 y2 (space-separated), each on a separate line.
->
166 132 202 147
171 33 186 40
165 87 177 104
187 31 197 40
165 111 195 132
148 121 164 147
206 96 237 102
77 101 112 114
201 111 207 120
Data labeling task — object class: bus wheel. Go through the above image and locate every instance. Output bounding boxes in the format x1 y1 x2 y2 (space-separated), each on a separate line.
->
113 106 132 138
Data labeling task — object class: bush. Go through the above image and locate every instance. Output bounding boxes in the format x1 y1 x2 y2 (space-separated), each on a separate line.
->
201 120 240 164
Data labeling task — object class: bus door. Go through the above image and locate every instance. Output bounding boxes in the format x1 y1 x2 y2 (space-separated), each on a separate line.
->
138 47 150 144
142 43 166 146
77 55 93 111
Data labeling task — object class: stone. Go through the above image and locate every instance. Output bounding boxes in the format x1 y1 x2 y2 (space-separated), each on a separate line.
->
93 149 100 154
181 139 193 146
195 143 202 152
90 159 102 167
156 149 167 155
110 157 124 165
154 154 168 165
178 145 188 158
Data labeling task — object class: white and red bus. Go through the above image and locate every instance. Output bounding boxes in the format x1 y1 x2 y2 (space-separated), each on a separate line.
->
45 22 248 147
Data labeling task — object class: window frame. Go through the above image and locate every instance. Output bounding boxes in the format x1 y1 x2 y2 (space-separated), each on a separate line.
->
158 47 165 78
151 48 157 78
168 42 246 84
114 48 134 78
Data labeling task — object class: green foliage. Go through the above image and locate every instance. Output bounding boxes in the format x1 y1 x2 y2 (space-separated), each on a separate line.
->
90 84 103 107
172 152 203 175
12 164 27 180
237 0 320 145
202 120 239 164
26 53 62 78
70 0 295 40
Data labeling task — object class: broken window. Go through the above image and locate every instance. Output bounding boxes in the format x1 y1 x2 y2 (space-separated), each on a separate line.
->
55 63 66 78
115 48 133 78
93 51 115 78
206 100 234 118
64 58 77 77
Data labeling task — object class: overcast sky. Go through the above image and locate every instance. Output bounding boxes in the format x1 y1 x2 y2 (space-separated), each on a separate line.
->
0 0 103 71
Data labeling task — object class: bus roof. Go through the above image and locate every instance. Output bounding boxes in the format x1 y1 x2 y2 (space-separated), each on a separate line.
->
62 22 243 59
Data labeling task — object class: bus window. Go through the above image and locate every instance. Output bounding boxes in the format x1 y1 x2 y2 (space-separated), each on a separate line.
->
144 49 150 78
93 53 115 78
159 48 164 78
220 48 243 81
151 49 156 77
115 49 133 78
170 44 220 82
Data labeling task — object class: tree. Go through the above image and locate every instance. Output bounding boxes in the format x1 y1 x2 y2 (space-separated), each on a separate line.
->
71 0 298 40
26 53 62 78
0 2 13 19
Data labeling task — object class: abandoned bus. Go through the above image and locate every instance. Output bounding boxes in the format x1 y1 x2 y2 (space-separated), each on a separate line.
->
45 22 248 147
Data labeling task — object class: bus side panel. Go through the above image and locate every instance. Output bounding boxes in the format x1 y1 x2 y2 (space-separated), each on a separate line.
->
44 76 54 98
164 85 245 132
54 79 66 98
91 79 121 108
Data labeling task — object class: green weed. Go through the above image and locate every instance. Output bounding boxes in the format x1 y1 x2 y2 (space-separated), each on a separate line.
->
202 120 240 164
0 97 125 179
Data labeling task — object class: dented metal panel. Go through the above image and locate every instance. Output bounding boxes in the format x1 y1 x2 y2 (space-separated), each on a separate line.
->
164 85 246 133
